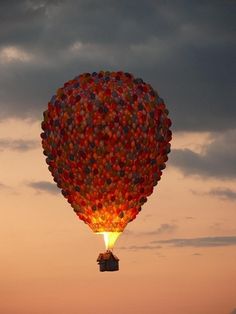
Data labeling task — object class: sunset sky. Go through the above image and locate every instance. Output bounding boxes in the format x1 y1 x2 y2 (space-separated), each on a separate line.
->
0 1 236 314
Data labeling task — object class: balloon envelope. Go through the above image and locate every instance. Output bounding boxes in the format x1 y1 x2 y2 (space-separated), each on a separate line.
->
41 71 172 235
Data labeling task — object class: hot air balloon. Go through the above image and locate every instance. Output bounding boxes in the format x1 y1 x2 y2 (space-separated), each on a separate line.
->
41 71 172 271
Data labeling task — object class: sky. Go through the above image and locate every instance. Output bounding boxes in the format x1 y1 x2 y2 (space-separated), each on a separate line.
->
0 1 236 313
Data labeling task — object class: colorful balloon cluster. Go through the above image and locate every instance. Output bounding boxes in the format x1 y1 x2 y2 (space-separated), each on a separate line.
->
41 71 172 232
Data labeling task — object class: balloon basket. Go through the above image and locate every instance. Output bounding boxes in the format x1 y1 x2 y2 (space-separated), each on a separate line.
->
97 250 119 272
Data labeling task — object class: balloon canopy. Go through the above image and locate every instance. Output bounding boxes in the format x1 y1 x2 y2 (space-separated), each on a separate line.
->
41 71 172 236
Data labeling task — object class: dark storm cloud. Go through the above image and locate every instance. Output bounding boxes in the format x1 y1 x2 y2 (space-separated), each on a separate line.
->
28 181 59 194
170 130 236 179
0 0 235 131
0 0 178 48
153 236 236 247
0 138 38 151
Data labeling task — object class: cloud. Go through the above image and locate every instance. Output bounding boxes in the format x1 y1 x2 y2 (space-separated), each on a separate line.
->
171 130 236 179
0 182 8 189
28 181 59 194
191 187 236 201
153 236 236 247
143 224 178 236
122 229 134 236
0 1 235 132
122 224 178 238
0 138 38 151
210 223 222 231
0 46 34 63
207 187 236 201
0 182 17 194
118 223 178 251
118 244 162 251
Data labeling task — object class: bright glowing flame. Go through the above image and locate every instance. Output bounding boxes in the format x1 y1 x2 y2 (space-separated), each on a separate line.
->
98 232 121 250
